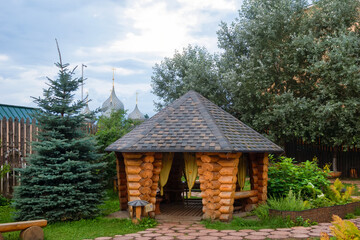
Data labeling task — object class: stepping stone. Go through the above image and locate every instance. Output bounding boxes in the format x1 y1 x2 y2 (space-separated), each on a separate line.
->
290 234 310 239
266 234 289 239
244 235 267 240
229 232 249 237
94 238 112 240
221 236 243 240
271 231 291 235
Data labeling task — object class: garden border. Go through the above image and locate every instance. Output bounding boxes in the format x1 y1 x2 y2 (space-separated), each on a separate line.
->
269 201 360 223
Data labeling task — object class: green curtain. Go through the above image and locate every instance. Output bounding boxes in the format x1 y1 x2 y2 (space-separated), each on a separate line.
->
159 152 174 195
184 153 198 197
238 154 246 191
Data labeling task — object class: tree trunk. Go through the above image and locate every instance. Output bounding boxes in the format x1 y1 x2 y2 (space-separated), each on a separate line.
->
333 147 338 172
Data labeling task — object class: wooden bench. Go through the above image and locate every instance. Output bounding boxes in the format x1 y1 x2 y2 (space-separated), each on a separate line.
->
0 219 47 240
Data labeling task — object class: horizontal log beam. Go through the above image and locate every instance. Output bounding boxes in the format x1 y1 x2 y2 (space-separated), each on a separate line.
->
0 220 47 233
234 190 258 200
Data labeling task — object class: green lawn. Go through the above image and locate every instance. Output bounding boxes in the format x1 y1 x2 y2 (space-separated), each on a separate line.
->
0 190 150 240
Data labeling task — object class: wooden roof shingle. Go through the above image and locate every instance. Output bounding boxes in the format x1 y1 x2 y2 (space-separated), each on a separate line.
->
106 91 283 153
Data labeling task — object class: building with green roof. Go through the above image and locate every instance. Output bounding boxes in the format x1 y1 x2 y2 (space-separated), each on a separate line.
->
0 104 37 120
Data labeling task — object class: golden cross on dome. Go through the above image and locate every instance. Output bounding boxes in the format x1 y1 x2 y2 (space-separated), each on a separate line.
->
112 67 116 87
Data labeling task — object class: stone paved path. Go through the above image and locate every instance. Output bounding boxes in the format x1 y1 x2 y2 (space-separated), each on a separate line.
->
87 217 360 240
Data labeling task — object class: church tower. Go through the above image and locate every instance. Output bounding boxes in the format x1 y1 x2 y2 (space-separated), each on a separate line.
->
101 68 124 117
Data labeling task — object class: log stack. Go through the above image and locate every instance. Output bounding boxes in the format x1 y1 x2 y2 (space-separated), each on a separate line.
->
196 152 240 222
249 153 268 205
115 153 128 210
123 152 159 216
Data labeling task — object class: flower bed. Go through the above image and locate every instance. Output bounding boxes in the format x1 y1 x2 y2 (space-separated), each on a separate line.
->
269 201 360 223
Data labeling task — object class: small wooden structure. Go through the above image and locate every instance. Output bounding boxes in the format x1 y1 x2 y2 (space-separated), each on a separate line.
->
0 219 47 240
106 91 282 221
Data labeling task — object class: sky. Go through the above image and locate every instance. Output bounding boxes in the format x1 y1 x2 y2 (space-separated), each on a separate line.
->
0 0 242 117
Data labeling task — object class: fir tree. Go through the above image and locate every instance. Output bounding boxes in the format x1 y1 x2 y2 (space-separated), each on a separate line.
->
13 43 104 222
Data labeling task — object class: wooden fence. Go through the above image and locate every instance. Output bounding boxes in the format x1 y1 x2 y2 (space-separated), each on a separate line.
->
0 117 98 197
285 139 360 178
0 117 38 197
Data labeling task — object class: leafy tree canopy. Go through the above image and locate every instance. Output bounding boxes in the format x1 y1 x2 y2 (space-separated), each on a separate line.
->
151 0 360 151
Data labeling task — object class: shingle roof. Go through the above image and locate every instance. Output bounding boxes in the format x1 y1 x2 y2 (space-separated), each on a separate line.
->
106 91 283 153
0 104 37 120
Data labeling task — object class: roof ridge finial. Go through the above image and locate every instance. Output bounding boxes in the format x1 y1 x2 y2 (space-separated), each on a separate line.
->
136 91 139 105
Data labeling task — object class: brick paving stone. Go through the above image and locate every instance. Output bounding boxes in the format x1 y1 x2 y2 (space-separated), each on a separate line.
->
165 232 188 237
142 233 163 237
221 236 243 240
199 229 219 233
244 235 267 240
250 231 269 236
208 232 228 237
228 232 249 237
155 237 174 240
94 237 112 240
258 229 274 232
124 233 142 237
220 230 237 233
176 229 193 234
290 234 310 239
172 228 187 231
291 229 312 234
113 237 134 240
266 234 289 239
176 236 198 240
133 237 151 240
291 226 312 230
275 228 292 231
271 231 291 235
188 227 205 230
156 230 176 234
136 231 149 234
187 232 208 237
197 236 220 240
145 228 158 231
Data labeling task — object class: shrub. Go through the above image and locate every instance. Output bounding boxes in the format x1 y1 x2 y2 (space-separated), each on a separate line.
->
267 190 311 211
320 215 360 240
267 155 329 200
326 179 354 205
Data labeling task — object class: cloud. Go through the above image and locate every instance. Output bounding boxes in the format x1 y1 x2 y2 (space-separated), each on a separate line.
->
0 54 9 62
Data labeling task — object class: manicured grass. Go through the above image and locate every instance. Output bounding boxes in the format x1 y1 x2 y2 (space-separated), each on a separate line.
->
0 190 150 240
202 216 293 231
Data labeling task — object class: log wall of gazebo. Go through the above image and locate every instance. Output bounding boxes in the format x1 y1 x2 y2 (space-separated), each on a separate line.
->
115 151 269 222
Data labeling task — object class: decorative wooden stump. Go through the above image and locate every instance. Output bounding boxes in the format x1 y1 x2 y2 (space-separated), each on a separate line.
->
20 226 44 240
115 153 128 210
197 152 241 222
123 152 160 216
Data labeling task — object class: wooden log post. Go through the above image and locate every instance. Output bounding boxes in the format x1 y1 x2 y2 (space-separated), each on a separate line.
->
151 153 162 208
115 153 128 210
123 152 157 216
197 152 241 222
248 152 269 205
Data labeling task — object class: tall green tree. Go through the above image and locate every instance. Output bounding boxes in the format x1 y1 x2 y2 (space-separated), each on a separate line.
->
151 45 230 111
96 109 134 185
13 47 104 222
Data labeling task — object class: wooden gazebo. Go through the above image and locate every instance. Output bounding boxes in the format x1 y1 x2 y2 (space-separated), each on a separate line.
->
106 91 283 221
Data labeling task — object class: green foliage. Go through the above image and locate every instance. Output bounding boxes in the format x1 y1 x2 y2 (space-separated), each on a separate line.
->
139 217 157 228
354 207 360 216
325 215 360 240
252 203 270 220
308 196 335 208
98 190 120 216
96 110 135 186
0 163 10 178
345 213 355 219
267 190 311 211
12 52 105 223
327 179 354 205
152 0 360 151
267 155 329 199
151 45 229 111
0 195 10 206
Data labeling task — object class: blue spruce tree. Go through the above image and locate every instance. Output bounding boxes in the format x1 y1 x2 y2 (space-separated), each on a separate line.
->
13 45 104 222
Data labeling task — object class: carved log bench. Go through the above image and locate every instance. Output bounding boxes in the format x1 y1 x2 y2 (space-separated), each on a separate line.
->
0 219 47 240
